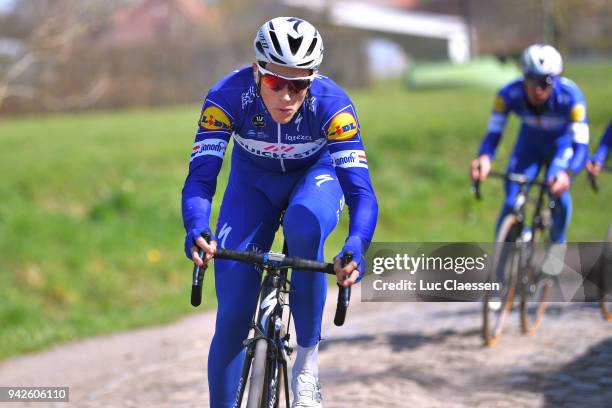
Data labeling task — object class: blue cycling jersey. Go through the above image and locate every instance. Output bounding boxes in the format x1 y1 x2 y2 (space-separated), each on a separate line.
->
591 123 612 166
182 66 377 256
479 76 590 176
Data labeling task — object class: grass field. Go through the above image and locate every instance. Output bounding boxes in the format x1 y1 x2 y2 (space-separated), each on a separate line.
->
0 61 611 359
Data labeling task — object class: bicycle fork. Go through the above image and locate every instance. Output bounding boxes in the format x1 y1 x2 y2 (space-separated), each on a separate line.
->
233 272 291 408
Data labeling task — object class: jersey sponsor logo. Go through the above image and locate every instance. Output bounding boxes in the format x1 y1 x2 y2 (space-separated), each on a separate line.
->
327 112 359 141
252 113 266 128
190 139 227 161
523 115 566 130
294 112 303 131
247 129 269 139
246 242 264 274
200 106 232 131
241 86 256 110
569 104 586 122
217 222 232 248
315 174 335 187
285 134 313 142
233 133 325 159
570 122 589 144
487 112 508 133
331 150 368 169
493 96 506 113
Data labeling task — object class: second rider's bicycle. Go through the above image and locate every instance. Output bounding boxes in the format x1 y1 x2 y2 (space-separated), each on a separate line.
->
473 170 557 346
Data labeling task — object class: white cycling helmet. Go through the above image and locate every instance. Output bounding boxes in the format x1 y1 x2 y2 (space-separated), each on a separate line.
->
254 17 324 70
521 44 563 76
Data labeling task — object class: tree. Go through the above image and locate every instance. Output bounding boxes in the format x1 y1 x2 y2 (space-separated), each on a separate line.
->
0 0 129 113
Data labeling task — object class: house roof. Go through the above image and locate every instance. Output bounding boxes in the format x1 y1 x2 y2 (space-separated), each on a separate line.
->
113 0 211 27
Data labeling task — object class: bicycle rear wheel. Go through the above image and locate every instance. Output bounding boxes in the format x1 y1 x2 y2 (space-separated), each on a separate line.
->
600 225 612 321
246 339 268 408
483 214 520 347
520 229 551 335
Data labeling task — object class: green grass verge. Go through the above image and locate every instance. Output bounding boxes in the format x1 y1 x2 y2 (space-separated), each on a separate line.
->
0 62 611 359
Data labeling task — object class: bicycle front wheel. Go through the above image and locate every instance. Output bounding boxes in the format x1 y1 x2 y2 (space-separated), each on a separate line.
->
483 214 520 347
246 339 268 408
520 229 551 335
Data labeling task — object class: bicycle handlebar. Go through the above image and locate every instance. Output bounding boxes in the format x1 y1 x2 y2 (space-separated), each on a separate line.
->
214 248 335 274
472 170 548 201
190 233 347 309
333 251 353 327
588 172 599 193
588 165 612 193
190 231 211 307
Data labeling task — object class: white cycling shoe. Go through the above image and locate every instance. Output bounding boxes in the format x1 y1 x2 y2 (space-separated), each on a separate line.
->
291 370 323 408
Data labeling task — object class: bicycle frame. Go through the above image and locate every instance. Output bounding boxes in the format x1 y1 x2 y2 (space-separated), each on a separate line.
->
234 257 292 408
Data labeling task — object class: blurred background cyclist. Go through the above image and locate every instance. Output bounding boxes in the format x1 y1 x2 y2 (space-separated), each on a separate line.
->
470 44 590 244
586 122 612 176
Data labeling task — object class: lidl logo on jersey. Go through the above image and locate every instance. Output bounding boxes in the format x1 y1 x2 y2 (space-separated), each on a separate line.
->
190 139 227 162
493 96 506 113
330 150 368 169
327 112 359 141
570 104 586 122
200 106 232 131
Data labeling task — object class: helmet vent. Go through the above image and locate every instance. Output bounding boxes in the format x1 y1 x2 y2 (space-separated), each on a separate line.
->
269 31 283 56
255 41 265 54
288 35 303 55
304 37 317 57
269 54 285 64
297 59 314 67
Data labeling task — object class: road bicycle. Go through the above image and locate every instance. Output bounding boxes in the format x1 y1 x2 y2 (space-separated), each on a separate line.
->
473 170 557 346
587 165 612 321
190 233 352 408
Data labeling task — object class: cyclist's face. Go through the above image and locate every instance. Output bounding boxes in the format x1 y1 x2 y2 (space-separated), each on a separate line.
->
255 63 312 124
524 78 553 106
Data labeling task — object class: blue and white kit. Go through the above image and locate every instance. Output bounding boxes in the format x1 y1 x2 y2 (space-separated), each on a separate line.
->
478 77 589 242
181 66 378 407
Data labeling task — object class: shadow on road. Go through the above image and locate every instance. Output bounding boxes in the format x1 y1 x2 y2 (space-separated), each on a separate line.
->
320 328 480 353
509 336 612 408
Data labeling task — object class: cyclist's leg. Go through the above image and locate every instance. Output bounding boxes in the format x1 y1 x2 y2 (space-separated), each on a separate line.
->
283 163 344 348
208 171 282 408
546 143 573 243
547 189 571 243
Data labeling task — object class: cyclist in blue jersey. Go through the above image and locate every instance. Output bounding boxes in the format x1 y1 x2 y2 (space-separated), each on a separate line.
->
470 44 589 244
586 122 612 176
181 17 378 408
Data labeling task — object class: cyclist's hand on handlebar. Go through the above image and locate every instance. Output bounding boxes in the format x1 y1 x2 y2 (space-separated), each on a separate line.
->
586 160 601 177
549 170 570 196
471 155 491 181
334 258 359 287
191 237 217 267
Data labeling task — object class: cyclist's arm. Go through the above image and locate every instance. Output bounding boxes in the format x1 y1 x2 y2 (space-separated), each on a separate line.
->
182 94 233 249
324 105 378 274
478 92 511 160
591 123 612 166
554 100 589 177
